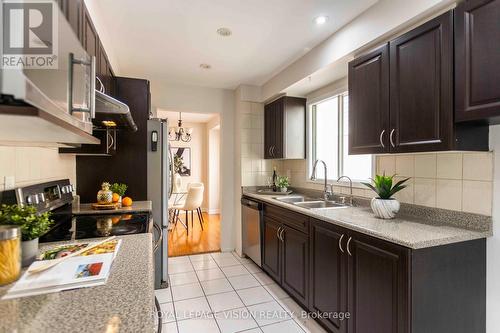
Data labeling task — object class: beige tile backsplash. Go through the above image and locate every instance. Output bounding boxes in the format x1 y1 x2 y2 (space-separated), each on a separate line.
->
0 146 76 191
377 152 494 215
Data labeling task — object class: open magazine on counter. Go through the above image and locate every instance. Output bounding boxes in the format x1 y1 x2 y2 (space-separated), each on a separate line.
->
2 239 121 300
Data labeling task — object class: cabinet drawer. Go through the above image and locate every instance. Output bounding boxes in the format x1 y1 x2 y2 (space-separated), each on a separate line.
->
264 204 309 234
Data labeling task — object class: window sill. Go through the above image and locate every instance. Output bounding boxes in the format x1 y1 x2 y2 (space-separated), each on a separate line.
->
304 179 368 190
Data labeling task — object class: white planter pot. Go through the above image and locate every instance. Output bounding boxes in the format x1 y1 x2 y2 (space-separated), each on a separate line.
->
21 238 39 267
370 198 400 219
279 187 288 193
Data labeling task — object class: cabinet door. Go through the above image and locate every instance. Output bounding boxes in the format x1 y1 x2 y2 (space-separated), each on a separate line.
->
348 44 389 154
389 11 453 152
273 98 284 159
66 0 83 42
309 220 347 333
347 233 409 333
455 0 500 122
264 102 275 159
281 225 308 306
98 42 109 93
261 217 281 282
83 6 98 61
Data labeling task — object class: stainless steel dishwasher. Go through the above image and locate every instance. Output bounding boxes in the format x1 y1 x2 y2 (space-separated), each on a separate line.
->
241 197 263 267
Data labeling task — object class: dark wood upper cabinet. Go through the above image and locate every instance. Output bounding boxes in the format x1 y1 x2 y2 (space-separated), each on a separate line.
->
309 220 347 333
83 6 98 61
348 44 389 154
66 0 83 42
389 11 453 153
455 0 500 123
264 96 306 160
281 224 309 306
349 10 489 155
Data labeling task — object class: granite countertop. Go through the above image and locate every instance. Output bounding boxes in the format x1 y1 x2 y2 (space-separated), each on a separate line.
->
243 191 492 249
73 200 153 215
0 233 155 333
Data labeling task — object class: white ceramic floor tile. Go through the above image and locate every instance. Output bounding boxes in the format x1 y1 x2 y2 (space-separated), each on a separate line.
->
159 302 176 323
264 283 289 300
235 257 254 264
243 262 262 274
189 253 214 262
215 307 258 333
253 272 274 286
177 317 220 333
215 257 241 267
169 256 191 265
191 259 219 271
278 297 306 319
171 282 204 301
155 288 173 303
174 296 212 321
221 265 249 277
201 278 234 295
169 271 198 286
247 301 290 326
261 319 304 333
237 286 274 306
206 291 245 313
196 268 226 281
240 329 263 333
228 274 260 290
162 322 179 333
296 317 328 333
211 252 236 260
169 262 194 274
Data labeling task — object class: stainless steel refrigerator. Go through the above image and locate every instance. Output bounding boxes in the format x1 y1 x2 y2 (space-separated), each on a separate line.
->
147 118 173 288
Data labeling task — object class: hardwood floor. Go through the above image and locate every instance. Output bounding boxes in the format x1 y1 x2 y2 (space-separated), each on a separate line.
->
168 212 220 257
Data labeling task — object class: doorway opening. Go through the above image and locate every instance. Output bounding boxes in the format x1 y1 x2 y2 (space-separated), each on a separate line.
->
159 110 221 257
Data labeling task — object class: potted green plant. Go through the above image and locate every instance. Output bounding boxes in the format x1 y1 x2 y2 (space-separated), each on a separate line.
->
0 204 53 266
362 174 410 219
110 183 128 204
276 176 290 193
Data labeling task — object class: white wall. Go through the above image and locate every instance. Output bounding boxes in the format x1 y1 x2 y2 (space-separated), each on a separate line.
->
207 126 220 214
487 125 500 332
261 0 456 100
151 81 235 252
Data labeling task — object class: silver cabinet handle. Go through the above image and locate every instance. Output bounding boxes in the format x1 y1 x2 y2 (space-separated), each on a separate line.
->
276 226 281 240
339 234 345 253
268 146 273 157
96 76 105 93
389 129 396 148
346 237 352 256
379 129 386 148
69 53 96 120
153 222 163 253
279 227 285 242
271 146 275 157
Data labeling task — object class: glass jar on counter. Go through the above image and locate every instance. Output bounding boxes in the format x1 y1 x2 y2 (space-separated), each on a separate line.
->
0 225 21 286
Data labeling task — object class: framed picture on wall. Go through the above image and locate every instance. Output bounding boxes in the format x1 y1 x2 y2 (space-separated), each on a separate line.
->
171 147 191 176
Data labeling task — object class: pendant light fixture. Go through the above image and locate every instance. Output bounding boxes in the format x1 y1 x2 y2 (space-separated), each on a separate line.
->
169 112 193 142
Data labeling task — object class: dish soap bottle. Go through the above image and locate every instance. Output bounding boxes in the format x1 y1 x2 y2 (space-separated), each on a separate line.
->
272 167 277 192
97 182 113 204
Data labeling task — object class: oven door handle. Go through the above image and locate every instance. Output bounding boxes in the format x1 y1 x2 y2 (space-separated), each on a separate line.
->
153 221 163 254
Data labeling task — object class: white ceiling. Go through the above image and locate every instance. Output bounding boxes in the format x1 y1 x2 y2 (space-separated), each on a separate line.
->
157 110 219 123
88 0 377 89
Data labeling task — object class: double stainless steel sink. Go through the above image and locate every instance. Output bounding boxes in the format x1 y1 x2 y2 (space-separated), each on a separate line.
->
273 195 349 210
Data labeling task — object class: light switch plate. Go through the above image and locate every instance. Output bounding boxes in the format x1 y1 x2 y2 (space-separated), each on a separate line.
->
4 176 15 190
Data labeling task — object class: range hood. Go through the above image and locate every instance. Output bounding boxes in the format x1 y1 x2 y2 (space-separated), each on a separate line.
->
94 91 137 132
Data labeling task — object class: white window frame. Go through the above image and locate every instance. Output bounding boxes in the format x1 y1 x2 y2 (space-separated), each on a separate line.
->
306 90 375 188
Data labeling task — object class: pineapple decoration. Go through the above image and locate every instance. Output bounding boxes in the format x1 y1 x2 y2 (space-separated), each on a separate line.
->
97 182 113 204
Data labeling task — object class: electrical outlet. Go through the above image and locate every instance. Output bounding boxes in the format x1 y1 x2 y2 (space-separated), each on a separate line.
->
4 176 15 190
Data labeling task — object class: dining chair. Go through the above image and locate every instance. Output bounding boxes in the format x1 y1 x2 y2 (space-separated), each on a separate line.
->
171 185 204 235
186 183 205 224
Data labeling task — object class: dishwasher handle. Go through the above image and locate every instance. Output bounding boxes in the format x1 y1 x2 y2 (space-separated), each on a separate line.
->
241 198 262 210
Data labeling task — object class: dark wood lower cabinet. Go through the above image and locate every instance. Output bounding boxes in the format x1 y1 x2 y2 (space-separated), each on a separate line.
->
281 225 309 306
255 200 486 333
262 217 281 282
309 220 347 333
347 232 409 333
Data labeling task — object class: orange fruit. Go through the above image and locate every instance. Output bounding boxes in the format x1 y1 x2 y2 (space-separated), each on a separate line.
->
122 197 133 207
112 193 120 203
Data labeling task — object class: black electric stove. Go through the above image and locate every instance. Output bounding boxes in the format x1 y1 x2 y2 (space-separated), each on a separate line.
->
0 179 151 243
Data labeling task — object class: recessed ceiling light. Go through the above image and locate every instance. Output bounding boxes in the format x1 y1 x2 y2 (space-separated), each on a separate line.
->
314 16 329 25
216 27 232 37
200 63 211 69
